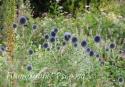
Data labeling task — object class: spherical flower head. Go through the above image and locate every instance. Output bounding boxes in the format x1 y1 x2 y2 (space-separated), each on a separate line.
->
94 35 101 43
81 40 87 47
43 43 49 49
109 43 116 49
86 47 91 53
12 23 17 29
50 31 56 37
28 48 33 55
19 16 27 25
44 34 49 40
89 50 94 56
32 24 37 30
49 37 56 42
27 64 32 71
64 32 71 41
53 28 58 33
71 36 78 43
0 45 6 52
118 76 124 84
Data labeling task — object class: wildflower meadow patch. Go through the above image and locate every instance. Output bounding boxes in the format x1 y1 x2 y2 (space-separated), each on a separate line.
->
0 0 125 87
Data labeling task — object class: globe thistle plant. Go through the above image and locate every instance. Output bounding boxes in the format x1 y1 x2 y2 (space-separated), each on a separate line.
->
50 31 56 37
28 48 34 55
118 76 124 84
0 45 6 52
71 36 78 44
27 64 32 71
64 32 71 41
44 34 49 40
49 36 56 43
53 28 58 33
12 23 17 29
94 35 101 43
43 43 49 49
32 24 37 30
81 40 87 47
18 16 27 25
109 43 116 49
89 50 94 56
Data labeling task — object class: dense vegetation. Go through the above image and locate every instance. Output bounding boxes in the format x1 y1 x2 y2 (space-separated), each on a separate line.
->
0 0 125 87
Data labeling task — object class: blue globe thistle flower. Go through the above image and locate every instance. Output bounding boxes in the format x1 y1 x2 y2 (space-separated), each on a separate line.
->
12 23 17 29
94 35 101 43
53 28 58 33
118 76 124 84
50 31 56 37
71 36 78 43
28 48 33 55
27 64 32 71
109 43 116 49
19 16 27 25
49 37 56 42
0 45 6 52
44 34 49 40
64 32 71 41
89 50 94 56
32 24 37 30
81 40 87 47
86 47 91 53
43 43 49 49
